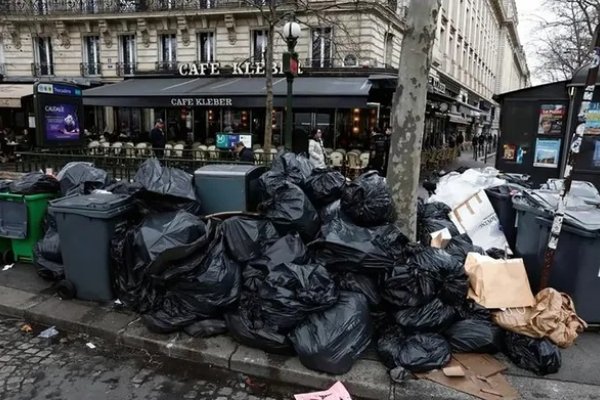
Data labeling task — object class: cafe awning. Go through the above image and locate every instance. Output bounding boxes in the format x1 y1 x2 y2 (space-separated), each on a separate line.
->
448 112 471 125
0 84 34 108
83 77 373 108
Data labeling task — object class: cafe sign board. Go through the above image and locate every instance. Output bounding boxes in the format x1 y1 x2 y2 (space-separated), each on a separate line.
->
178 61 303 76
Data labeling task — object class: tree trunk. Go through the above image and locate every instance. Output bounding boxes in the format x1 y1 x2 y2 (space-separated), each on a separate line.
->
263 21 276 153
386 0 441 241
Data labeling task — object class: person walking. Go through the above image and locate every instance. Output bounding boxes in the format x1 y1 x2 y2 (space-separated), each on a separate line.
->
308 128 327 168
456 131 464 156
472 135 479 160
150 119 167 158
233 141 254 162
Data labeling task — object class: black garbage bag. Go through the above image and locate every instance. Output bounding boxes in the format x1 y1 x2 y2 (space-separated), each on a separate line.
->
333 271 381 306
445 234 486 264
259 263 338 332
0 180 11 192
486 248 513 259
184 319 228 338
319 199 341 225
504 332 561 376
33 212 63 281
383 247 466 308
394 298 457 332
310 215 409 270
165 227 242 318
142 295 199 333
258 170 286 199
134 158 197 202
56 161 110 196
242 265 266 292
225 292 295 355
222 216 280 263
340 171 396 227
259 181 320 242
377 324 406 369
8 172 59 195
270 152 314 188
304 169 346 208
397 333 452 373
456 299 492 321
289 292 373 375
444 319 503 354
417 201 452 221
134 211 207 266
417 218 460 245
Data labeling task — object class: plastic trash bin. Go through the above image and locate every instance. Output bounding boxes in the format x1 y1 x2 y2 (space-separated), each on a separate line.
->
0 193 54 263
0 238 12 264
194 164 266 215
49 193 133 301
534 216 600 323
512 196 550 275
485 186 519 251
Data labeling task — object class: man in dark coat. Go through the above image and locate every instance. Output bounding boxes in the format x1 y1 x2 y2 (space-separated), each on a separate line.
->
234 142 254 163
150 119 166 158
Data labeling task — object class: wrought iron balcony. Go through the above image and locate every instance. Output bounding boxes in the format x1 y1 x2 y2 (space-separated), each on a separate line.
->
155 61 178 73
3 0 296 16
80 62 102 76
116 62 137 77
31 63 54 77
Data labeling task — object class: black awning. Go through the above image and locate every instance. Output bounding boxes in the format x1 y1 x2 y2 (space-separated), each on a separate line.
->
83 77 373 108
569 63 600 87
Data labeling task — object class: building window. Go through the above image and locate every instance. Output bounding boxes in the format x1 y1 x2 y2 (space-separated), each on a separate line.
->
34 0 50 15
198 32 215 63
0 42 4 75
34 37 53 76
384 33 394 68
119 34 136 76
159 34 177 71
311 27 332 68
83 36 101 76
81 0 99 13
252 30 268 63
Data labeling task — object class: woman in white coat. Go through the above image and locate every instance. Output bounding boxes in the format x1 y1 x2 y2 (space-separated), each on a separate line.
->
308 129 327 169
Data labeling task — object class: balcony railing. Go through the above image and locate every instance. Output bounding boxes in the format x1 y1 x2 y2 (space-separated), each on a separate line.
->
31 63 54 77
116 62 137 77
155 61 178 73
4 0 296 16
80 62 102 76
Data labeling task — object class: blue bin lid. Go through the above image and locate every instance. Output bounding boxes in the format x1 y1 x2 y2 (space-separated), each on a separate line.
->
49 192 132 219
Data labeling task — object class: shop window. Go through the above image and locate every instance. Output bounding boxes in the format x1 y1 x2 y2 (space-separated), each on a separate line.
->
198 32 216 63
252 30 268 63
384 33 394 68
311 27 332 68
33 36 53 76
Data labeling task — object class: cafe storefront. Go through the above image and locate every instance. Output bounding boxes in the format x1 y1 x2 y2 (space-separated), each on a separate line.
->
83 62 387 150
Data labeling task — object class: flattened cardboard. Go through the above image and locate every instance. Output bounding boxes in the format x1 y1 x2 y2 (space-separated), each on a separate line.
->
453 353 507 377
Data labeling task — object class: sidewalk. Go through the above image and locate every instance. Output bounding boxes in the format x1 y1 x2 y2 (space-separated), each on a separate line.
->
1 264 599 399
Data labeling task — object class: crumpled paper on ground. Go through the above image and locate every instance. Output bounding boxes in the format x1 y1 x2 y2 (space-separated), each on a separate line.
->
493 288 587 348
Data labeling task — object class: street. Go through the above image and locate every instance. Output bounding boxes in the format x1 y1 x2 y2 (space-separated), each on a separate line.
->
0 316 282 400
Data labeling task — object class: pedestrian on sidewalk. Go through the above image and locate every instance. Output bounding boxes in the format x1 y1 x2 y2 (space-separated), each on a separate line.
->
150 119 167 158
456 131 464 156
472 135 479 160
308 128 327 169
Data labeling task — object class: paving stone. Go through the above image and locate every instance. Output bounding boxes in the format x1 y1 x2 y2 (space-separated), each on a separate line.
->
184 390 198 399
27 356 41 364
218 387 233 396
0 366 16 373
37 350 51 358
0 356 10 362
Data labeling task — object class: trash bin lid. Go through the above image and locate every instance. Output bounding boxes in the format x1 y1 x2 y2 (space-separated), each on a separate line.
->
194 164 263 177
49 192 132 219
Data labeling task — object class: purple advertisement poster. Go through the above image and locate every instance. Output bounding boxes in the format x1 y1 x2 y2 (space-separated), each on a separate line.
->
43 103 80 141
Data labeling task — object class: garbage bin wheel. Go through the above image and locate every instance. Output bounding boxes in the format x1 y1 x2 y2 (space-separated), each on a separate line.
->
56 280 76 300
2 250 14 265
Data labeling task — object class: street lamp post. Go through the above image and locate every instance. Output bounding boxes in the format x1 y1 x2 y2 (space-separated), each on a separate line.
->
282 20 301 151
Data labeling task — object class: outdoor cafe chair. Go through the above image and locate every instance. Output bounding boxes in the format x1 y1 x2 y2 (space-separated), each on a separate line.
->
324 147 333 154
359 152 370 169
329 151 344 168
164 144 173 158
173 144 185 158
254 149 265 164
335 148 347 156
112 142 123 156
100 142 111 155
88 141 100 155
207 145 219 160
123 142 135 158
346 152 362 178
135 143 148 157
253 144 262 151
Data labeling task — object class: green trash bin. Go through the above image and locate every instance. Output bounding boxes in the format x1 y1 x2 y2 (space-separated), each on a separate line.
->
0 238 12 264
0 193 55 263
49 193 133 301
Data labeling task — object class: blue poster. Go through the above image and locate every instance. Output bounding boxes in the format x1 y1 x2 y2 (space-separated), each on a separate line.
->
43 103 80 141
585 103 600 135
533 138 561 169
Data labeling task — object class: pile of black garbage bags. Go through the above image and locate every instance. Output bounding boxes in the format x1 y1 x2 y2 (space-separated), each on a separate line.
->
32 155 561 378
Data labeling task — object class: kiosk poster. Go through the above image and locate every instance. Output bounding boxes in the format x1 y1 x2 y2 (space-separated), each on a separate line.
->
537 104 565 135
43 103 80 141
594 140 600 167
502 144 516 161
533 138 561 168
584 102 600 135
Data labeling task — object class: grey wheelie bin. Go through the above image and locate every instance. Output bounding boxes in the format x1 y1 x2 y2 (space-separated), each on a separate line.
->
49 193 133 301
512 195 549 274
534 216 600 323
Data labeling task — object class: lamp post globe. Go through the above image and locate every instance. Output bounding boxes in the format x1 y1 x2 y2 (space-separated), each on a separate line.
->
283 21 301 41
